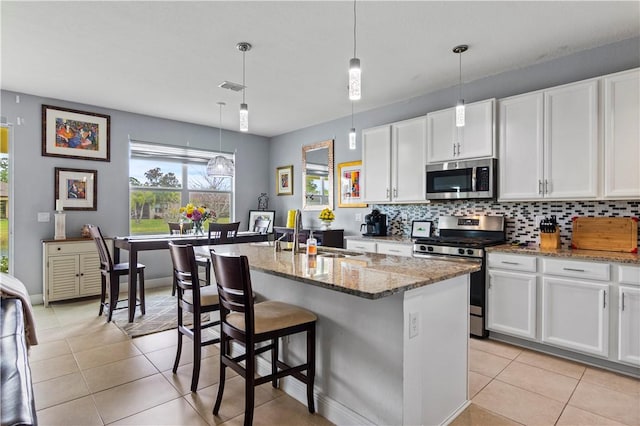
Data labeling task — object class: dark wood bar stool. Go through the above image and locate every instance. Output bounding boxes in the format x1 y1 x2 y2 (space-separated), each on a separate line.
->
168 242 220 392
88 225 146 322
210 251 317 426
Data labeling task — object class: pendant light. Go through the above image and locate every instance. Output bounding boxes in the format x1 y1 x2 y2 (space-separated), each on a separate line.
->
453 44 468 127
237 42 252 132
348 0 361 101
349 102 357 150
206 102 235 177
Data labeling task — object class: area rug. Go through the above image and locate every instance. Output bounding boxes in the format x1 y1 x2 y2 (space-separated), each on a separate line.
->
111 294 210 338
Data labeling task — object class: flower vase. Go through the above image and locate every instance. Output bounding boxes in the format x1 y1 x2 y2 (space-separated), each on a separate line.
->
321 220 333 230
193 221 204 235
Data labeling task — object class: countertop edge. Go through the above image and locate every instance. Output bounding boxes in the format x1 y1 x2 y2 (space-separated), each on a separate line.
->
487 244 640 265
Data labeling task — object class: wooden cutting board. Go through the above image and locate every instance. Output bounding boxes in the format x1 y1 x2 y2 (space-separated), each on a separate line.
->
571 217 638 253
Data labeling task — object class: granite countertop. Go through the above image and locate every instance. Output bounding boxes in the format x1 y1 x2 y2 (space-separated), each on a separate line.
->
344 235 414 245
204 242 480 299
487 244 640 265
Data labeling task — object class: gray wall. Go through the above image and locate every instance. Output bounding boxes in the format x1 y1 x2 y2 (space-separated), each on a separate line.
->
269 36 640 233
1 92 269 297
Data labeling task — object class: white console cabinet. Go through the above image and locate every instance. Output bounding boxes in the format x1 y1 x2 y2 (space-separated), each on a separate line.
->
42 238 109 307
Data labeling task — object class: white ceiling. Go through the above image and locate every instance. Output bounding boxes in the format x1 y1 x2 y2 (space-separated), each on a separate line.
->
2 1 639 137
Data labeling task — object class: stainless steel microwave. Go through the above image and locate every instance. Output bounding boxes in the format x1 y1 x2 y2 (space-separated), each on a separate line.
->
426 158 497 200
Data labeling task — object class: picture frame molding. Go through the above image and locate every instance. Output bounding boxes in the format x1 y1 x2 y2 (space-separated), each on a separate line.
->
55 167 98 211
337 160 367 208
42 104 111 161
276 164 294 196
247 210 276 233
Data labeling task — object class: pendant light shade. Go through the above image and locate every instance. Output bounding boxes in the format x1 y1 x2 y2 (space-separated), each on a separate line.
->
348 0 361 101
207 102 235 177
453 44 468 127
237 42 252 132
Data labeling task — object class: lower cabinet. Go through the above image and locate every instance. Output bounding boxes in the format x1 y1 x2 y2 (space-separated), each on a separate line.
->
618 285 640 365
42 239 108 307
346 239 412 256
345 239 377 253
487 270 537 339
541 277 609 357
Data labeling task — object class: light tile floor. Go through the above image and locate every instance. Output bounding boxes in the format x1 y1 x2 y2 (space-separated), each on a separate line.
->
31 288 639 425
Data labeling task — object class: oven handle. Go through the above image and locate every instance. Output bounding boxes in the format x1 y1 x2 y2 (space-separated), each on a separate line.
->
412 252 482 264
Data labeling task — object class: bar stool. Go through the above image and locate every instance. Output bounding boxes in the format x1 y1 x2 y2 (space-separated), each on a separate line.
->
210 251 317 426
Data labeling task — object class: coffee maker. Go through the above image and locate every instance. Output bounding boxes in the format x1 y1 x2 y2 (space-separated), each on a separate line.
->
361 209 387 236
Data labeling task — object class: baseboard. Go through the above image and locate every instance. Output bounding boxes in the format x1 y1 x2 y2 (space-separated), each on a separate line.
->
442 400 471 426
253 355 374 426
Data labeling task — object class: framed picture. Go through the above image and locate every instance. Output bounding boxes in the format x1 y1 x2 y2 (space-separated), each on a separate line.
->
247 210 275 233
337 161 367 208
411 220 433 239
276 165 293 196
55 167 97 211
42 104 111 161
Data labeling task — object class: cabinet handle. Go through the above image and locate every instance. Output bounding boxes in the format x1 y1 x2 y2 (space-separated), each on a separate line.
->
563 267 586 272
621 292 625 311
393 188 397 197
389 249 400 252
603 290 607 309
386 188 390 198
457 143 461 155
501 261 520 265
538 180 543 194
453 143 456 156
544 179 549 194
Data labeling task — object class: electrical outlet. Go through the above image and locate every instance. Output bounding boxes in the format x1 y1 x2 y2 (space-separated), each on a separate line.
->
355 213 362 222
37 212 50 222
535 215 545 229
409 312 419 339
401 212 408 222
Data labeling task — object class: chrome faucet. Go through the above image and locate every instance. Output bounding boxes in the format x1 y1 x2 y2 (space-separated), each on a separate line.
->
292 209 302 255
274 233 287 253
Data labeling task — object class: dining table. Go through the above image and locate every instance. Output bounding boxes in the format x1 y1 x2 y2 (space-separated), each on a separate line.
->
112 231 269 322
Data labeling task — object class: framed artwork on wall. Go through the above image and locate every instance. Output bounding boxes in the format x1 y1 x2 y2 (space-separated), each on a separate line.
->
55 167 97 211
247 210 275 233
42 104 111 161
337 161 367 208
276 165 293 196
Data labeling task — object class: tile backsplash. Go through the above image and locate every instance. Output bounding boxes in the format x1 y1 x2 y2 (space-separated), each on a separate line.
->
374 200 640 246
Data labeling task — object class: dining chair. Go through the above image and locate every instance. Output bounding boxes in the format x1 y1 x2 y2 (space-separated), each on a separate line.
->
168 222 193 235
88 225 146 322
168 242 221 392
210 251 317 425
252 218 271 234
190 222 241 292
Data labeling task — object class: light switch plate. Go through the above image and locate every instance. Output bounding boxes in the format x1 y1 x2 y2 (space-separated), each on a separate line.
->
37 212 50 222
409 312 419 338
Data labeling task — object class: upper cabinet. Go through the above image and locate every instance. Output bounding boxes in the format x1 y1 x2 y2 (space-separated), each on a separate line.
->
426 99 495 163
499 79 599 201
603 68 640 199
362 116 427 203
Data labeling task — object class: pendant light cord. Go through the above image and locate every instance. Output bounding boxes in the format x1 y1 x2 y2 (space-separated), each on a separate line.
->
458 50 462 100
351 102 354 127
242 51 246 104
353 0 357 58
219 104 223 152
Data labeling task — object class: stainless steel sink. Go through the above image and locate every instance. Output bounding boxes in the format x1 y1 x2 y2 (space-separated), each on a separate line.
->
316 249 361 258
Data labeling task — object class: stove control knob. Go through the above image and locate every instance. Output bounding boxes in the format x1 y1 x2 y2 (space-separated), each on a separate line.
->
427 246 434 252
419 245 426 251
458 248 465 255
467 249 474 255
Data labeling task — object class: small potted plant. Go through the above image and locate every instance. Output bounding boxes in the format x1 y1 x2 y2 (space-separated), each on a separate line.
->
318 207 335 230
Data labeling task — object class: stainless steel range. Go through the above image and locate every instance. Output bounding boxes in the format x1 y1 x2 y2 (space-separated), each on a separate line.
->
413 215 506 337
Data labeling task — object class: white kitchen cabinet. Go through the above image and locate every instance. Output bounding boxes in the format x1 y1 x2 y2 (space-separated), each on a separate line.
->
376 242 413 257
498 79 599 201
426 99 495 163
603 68 640 199
42 239 108 307
618 285 640 366
541 276 609 357
487 253 537 339
346 239 377 253
487 269 537 339
362 117 426 203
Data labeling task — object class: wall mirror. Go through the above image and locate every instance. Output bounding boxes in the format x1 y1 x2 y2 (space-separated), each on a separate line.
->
302 139 334 211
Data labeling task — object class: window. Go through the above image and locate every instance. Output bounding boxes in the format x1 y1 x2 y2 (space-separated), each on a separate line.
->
129 141 234 235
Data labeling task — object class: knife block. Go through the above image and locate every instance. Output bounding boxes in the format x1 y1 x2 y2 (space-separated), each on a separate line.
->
540 230 561 250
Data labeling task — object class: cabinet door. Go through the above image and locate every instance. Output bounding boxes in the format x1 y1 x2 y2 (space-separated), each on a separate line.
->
618 285 640 366
362 125 392 202
345 239 377 253
487 270 537 339
376 242 413 257
459 99 495 160
426 108 456 163
544 80 599 199
541 277 609 357
392 116 427 202
79 252 102 296
604 68 640 199
498 93 544 200
47 255 80 302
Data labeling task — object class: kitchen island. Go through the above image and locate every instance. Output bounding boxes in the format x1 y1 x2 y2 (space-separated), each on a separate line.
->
205 242 480 425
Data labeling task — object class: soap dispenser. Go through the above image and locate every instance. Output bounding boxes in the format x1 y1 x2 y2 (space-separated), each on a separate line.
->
306 230 317 257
